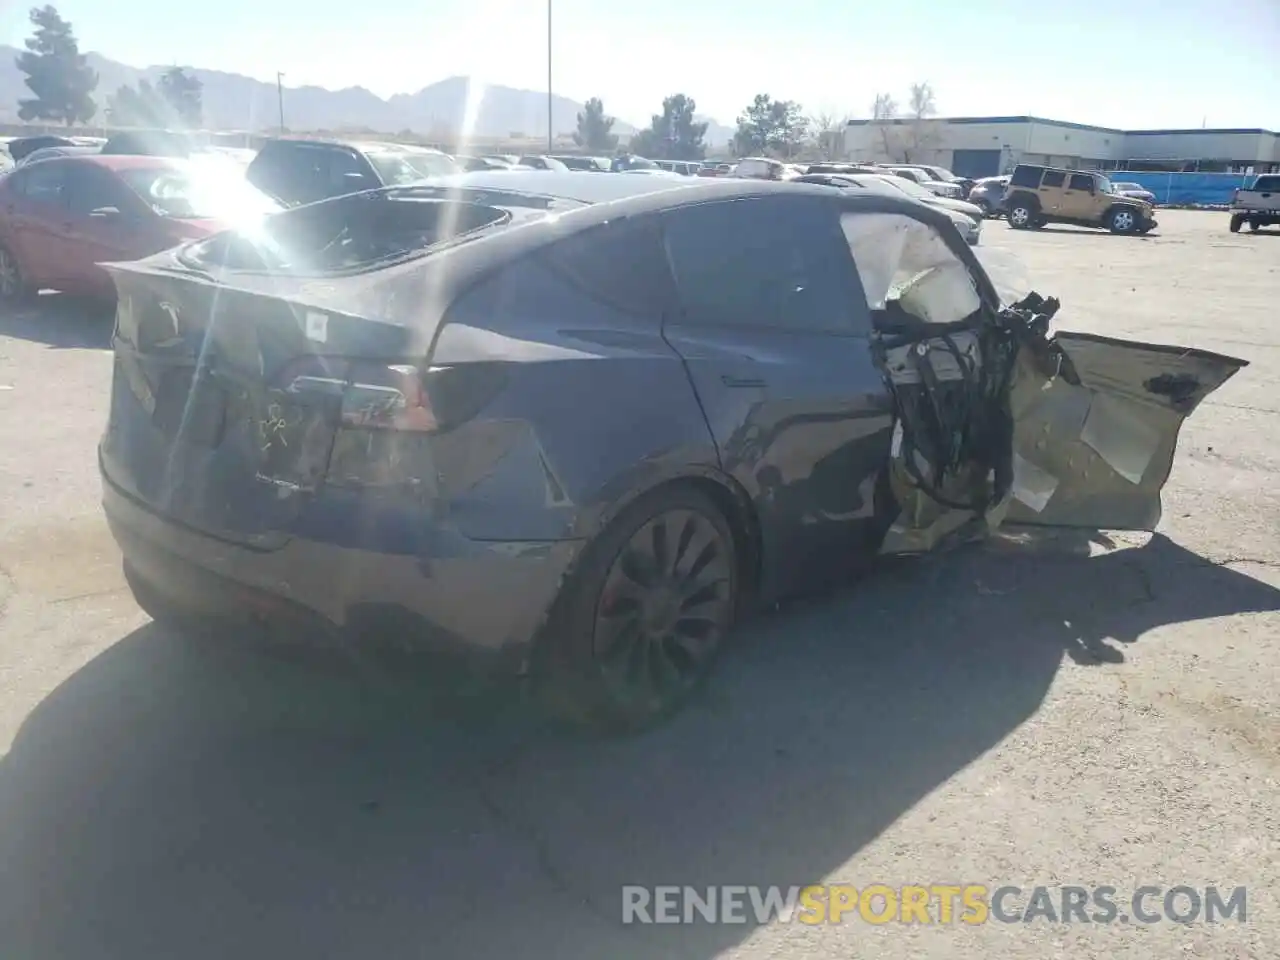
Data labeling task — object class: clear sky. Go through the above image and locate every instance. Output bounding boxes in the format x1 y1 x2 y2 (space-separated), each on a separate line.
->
3 0 1277 130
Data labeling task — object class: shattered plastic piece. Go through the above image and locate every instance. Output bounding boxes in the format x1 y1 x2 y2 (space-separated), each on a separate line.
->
1011 453 1059 512
1080 393 1161 485
841 213 980 323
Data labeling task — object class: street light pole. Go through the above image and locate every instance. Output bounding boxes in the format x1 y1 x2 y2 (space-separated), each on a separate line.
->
276 72 285 133
546 0 553 153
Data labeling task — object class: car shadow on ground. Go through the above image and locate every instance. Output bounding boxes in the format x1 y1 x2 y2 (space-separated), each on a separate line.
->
0 293 114 349
0 532 1276 959
1013 226 1157 239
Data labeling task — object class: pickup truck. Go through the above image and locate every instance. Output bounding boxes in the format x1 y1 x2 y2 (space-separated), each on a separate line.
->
1229 174 1280 232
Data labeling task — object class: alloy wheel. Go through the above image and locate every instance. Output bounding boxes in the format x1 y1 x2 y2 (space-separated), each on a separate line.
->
1009 206 1030 227
1112 210 1136 232
592 508 734 709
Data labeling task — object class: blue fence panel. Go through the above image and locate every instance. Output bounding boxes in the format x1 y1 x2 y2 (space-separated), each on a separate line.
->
1104 171 1254 207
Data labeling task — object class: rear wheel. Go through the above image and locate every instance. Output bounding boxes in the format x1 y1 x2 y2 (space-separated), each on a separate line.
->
1229 214 1243 233
1248 218 1261 232
1108 207 1139 234
535 486 740 732
974 198 992 217
0 245 29 302
1006 200 1036 230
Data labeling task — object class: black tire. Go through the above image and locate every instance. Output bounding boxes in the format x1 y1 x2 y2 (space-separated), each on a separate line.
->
1248 219 1261 232
1108 207 1140 234
1006 198 1036 230
533 485 740 733
0 244 29 302
1229 214 1243 233
974 198 992 218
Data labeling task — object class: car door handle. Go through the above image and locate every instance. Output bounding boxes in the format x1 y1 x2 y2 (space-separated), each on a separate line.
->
721 375 767 388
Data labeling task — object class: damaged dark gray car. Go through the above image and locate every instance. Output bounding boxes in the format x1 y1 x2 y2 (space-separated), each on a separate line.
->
97 171 1248 731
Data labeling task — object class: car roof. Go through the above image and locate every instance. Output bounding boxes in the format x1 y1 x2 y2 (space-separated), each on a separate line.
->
20 154 188 172
265 137 427 154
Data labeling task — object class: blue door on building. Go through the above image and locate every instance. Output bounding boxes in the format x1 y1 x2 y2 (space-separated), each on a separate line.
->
951 149 1003 178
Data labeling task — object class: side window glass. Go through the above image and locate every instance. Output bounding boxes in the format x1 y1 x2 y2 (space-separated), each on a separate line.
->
1010 166 1042 188
64 167 128 216
1041 170 1066 188
539 217 674 320
12 164 65 205
663 197 867 334
327 149 365 188
248 147 295 194
1068 173 1093 191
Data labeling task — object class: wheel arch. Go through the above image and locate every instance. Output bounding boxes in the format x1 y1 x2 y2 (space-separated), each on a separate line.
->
1005 190 1041 211
571 465 763 602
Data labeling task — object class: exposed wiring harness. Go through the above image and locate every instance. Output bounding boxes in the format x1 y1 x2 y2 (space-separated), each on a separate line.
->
873 292 1065 515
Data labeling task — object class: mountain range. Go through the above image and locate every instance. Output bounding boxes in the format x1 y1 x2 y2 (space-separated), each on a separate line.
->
0 45 736 147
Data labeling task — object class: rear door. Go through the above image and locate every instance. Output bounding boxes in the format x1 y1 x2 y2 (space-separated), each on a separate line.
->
59 163 166 296
1058 171 1097 220
660 195 894 598
1 161 70 287
1036 168 1067 215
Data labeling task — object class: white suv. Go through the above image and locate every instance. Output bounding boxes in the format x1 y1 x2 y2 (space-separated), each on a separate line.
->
732 157 791 180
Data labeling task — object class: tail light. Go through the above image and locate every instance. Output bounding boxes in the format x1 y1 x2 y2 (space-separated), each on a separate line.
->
274 358 439 432
272 356 507 489
341 361 437 432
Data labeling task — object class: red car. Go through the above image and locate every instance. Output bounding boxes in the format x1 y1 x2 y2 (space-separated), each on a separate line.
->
0 154 279 301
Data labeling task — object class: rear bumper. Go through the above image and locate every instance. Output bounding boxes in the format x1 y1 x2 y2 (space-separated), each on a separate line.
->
101 465 582 667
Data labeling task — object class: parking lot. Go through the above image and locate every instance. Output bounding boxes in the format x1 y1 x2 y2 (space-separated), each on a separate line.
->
0 209 1276 959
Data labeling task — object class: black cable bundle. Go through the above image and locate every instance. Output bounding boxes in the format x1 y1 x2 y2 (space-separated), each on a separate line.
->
875 291 1064 517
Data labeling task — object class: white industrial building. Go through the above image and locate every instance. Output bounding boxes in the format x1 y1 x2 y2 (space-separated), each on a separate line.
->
843 116 1280 178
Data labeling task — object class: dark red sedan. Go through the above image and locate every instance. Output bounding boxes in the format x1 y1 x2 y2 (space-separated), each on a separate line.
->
0 154 280 300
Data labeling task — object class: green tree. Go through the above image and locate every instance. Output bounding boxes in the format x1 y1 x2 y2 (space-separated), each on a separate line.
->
15 5 98 125
628 94 708 161
732 94 807 158
158 67 203 127
573 97 618 152
104 79 166 127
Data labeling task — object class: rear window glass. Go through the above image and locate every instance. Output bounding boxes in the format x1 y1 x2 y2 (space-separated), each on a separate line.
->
1251 175 1280 191
182 194 512 274
538 217 674 318
1010 166 1043 188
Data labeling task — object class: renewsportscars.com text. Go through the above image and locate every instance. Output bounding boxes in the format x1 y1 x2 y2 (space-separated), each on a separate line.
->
621 884 1247 925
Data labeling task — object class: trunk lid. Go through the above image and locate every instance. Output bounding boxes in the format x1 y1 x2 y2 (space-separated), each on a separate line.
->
100 263 414 546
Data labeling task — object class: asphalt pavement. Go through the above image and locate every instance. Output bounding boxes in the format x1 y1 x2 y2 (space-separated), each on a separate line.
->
0 210 1276 959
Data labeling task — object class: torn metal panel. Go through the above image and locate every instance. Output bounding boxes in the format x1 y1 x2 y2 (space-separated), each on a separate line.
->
865 221 1249 552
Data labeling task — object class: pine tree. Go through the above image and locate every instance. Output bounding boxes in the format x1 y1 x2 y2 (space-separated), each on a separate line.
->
15 5 98 125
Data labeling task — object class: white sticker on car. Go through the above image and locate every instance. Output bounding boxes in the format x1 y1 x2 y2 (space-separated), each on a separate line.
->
305 311 328 343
